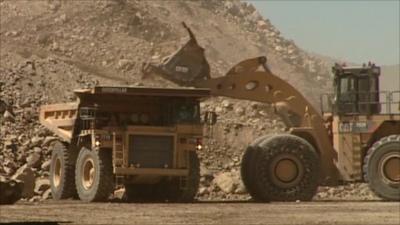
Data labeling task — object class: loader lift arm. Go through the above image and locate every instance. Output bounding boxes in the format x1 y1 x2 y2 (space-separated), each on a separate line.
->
196 56 339 183
143 23 340 184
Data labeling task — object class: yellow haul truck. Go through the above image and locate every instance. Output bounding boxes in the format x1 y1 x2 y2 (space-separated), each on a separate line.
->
40 86 210 202
144 23 400 201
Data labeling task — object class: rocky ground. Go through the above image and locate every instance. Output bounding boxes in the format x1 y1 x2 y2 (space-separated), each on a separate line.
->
0 0 379 203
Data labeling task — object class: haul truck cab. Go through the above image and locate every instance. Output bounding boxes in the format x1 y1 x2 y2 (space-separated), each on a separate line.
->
39 86 211 202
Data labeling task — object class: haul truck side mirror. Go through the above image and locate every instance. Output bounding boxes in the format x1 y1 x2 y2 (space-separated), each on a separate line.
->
204 111 217 125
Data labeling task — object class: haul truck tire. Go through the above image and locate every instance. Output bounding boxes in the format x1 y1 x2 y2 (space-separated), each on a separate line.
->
241 135 274 201
251 134 320 201
75 148 114 202
50 141 78 200
364 135 400 201
167 151 200 202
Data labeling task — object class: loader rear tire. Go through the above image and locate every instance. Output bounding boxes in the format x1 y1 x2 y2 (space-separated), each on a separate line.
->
75 148 114 202
252 134 320 201
49 141 78 200
364 135 400 201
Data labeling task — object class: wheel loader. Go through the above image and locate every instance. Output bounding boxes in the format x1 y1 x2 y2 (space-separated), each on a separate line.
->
144 23 400 201
39 86 211 202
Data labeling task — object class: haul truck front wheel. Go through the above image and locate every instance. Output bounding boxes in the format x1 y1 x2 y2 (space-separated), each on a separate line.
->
50 141 77 200
364 135 400 201
245 134 320 202
75 148 114 202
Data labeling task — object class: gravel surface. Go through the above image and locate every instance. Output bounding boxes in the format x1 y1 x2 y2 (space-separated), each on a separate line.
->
0 200 399 225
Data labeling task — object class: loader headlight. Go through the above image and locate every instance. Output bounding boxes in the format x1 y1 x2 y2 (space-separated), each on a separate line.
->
196 144 203 150
95 140 101 146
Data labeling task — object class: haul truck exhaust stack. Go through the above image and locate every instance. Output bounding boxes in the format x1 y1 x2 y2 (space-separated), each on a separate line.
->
40 86 211 202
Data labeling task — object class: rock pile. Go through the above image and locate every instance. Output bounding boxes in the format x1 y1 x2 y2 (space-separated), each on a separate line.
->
0 63 71 202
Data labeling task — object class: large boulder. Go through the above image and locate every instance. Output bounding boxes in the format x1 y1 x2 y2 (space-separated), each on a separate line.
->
34 178 50 195
213 172 236 194
26 152 41 168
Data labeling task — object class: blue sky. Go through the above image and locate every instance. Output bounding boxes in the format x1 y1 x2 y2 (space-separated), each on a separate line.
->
248 0 400 65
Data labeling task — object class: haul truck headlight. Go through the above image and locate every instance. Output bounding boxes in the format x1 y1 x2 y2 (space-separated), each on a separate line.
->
196 138 202 150
181 137 203 150
94 134 112 147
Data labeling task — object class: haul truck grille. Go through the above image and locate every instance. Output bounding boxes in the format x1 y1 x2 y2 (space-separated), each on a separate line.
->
128 135 174 168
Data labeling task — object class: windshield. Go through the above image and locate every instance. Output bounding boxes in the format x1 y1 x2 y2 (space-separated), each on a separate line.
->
174 102 200 124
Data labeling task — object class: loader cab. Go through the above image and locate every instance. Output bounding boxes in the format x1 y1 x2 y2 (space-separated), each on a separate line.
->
332 63 381 115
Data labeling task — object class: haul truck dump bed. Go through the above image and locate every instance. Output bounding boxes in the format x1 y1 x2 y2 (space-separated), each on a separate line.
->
40 86 210 202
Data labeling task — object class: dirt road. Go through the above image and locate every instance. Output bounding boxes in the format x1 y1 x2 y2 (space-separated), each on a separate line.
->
0 200 399 225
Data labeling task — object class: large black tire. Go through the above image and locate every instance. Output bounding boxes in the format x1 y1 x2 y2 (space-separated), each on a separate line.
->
166 151 200 202
251 134 320 201
363 135 400 201
75 148 114 202
49 141 78 200
241 135 274 201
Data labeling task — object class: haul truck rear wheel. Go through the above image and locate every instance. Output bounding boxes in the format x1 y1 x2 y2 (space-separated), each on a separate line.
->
249 134 320 202
50 141 77 200
364 135 400 201
75 148 114 202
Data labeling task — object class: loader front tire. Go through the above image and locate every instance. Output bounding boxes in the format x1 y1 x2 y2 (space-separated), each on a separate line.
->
251 134 320 201
241 135 274 201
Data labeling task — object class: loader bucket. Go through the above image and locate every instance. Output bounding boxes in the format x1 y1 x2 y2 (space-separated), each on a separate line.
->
142 22 211 86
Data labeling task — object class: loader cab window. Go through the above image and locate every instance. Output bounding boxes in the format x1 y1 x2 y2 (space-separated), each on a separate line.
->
357 75 380 114
335 74 380 115
336 76 357 114
340 77 356 94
